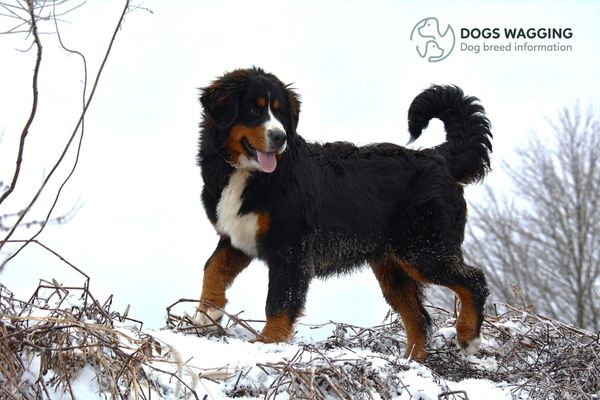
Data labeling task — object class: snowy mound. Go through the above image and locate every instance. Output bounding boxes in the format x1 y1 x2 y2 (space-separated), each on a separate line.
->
1 282 598 399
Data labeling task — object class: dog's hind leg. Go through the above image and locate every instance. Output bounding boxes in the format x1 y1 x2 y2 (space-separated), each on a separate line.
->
391 199 489 355
194 236 251 326
371 257 432 361
393 253 489 355
444 265 489 354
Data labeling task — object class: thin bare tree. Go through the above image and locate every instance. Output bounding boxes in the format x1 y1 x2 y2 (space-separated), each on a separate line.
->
0 0 132 271
466 106 600 331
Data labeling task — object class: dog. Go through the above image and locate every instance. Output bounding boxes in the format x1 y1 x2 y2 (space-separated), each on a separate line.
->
195 67 492 361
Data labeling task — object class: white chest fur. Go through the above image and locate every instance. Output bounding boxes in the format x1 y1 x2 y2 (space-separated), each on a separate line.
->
216 170 260 256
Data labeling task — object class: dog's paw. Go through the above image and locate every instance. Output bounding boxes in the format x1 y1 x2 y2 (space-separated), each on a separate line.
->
190 307 224 327
248 333 285 344
248 336 261 344
403 346 427 363
459 335 482 355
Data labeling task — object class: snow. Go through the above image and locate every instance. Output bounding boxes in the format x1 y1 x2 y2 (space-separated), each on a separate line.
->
60 366 99 398
17 326 509 399
41 322 512 400
2 282 546 399
150 329 304 373
20 354 41 386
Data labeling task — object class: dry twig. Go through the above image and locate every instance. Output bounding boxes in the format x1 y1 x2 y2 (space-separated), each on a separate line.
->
0 0 132 272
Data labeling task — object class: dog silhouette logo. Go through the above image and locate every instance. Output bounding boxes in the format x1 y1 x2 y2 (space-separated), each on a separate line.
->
410 17 455 62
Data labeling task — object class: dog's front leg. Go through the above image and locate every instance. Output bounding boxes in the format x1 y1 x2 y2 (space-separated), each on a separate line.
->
253 260 310 343
194 236 251 326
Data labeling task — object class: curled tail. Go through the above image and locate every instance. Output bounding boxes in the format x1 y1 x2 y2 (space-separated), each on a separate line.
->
408 85 493 184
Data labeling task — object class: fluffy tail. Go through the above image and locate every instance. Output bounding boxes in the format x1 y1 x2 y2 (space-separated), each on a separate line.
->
407 85 492 184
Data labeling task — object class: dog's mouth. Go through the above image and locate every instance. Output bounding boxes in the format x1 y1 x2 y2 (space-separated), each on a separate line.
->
241 137 280 173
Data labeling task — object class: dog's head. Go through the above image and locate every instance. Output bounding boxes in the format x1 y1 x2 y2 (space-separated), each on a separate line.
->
200 67 301 173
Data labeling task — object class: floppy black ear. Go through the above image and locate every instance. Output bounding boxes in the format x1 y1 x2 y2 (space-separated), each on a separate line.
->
200 86 239 129
200 70 247 129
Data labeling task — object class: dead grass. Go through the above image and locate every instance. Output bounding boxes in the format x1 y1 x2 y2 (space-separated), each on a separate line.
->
1 281 599 399
0 281 203 399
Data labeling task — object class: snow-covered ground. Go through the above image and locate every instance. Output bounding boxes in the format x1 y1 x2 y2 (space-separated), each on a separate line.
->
18 320 513 399
2 283 598 399
142 324 514 400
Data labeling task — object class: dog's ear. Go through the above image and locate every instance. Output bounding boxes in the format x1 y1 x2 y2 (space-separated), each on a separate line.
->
200 70 248 129
284 84 301 134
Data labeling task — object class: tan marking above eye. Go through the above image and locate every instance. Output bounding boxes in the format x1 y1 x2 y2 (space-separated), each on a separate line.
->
256 97 267 108
272 99 280 111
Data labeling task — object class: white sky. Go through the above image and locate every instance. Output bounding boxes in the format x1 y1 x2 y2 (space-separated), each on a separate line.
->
1 0 599 337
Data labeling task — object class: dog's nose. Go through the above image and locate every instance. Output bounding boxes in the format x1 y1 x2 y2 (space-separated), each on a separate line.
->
268 129 287 149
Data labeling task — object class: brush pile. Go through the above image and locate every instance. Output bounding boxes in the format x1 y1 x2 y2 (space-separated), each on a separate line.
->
1 280 599 399
0 281 202 399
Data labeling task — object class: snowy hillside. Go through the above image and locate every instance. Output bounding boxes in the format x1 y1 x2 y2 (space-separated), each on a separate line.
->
0 281 598 399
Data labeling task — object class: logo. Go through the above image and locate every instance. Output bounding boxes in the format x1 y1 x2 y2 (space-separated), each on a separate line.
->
410 17 455 62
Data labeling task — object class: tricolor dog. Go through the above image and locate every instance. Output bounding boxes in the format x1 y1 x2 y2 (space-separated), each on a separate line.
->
195 67 492 361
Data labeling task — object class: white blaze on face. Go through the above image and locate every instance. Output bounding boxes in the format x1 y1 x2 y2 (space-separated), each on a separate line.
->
255 105 286 173
264 107 286 146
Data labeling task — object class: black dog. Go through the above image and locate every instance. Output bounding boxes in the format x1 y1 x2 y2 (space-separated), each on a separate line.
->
195 67 492 361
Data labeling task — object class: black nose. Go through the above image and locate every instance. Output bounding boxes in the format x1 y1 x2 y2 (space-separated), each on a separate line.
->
268 129 287 149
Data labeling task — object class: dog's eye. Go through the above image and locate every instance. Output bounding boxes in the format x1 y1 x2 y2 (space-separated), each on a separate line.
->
248 107 261 118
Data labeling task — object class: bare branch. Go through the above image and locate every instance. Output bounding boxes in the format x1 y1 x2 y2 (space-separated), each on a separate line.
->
0 0 42 206
0 0 131 270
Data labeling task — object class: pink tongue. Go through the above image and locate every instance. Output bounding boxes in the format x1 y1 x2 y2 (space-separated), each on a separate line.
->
257 151 277 173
